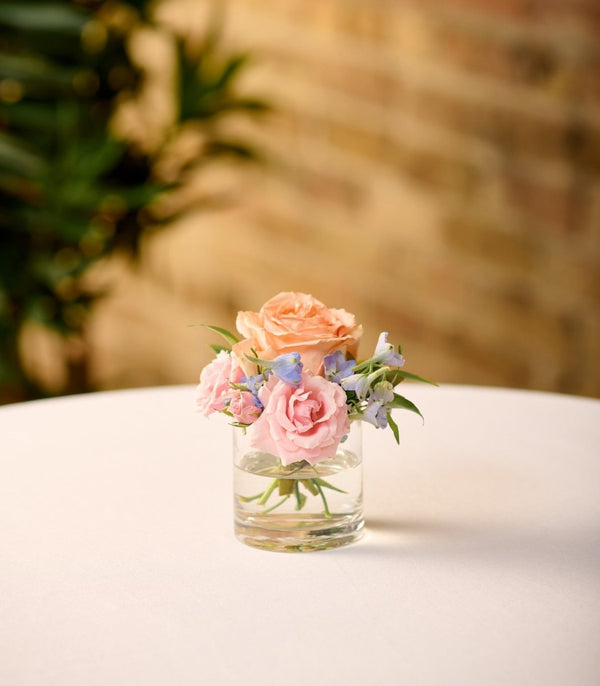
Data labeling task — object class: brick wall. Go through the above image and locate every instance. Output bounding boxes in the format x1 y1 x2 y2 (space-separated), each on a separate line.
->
84 0 600 397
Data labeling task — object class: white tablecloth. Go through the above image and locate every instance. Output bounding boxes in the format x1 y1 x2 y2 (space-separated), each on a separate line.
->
1 384 599 685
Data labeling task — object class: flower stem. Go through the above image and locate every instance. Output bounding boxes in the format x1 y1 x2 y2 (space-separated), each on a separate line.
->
313 479 332 519
257 478 278 506
313 477 347 494
246 475 335 518
293 480 306 510
238 492 264 503
284 461 309 476
261 495 290 514
300 478 319 496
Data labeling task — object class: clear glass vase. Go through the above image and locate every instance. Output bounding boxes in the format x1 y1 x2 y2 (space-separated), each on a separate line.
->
233 422 364 552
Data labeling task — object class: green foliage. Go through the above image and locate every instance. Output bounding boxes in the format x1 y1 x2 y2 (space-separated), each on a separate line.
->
384 368 437 386
389 393 423 419
0 0 267 401
199 324 240 346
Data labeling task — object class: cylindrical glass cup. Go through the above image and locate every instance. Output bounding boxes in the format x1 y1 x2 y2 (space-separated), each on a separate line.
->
233 423 364 552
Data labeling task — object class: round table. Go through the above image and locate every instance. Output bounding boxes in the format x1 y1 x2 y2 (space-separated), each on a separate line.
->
1 385 599 685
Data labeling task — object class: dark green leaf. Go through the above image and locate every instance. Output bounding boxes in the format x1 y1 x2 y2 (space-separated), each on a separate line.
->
0 3 88 33
224 97 271 113
212 53 250 91
0 54 77 91
0 132 45 177
111 183 164 209
204 140 260 161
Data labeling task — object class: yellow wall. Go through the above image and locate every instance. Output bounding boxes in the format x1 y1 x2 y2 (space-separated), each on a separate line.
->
68 0 599 397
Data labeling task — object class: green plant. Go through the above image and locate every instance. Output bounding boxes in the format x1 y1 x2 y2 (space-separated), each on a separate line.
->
0 0 268 402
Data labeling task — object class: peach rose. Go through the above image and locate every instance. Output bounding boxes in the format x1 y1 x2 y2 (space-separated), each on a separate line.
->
250 371 350 466
232 292 362 375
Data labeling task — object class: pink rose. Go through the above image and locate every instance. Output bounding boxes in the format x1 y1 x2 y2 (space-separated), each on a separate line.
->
227 390 262 425
195 351 243 417
232 292 362 376
250 371 350 466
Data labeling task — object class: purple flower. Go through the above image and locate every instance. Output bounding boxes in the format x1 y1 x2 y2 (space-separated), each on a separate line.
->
373 332 405 367
271 352 303 386
246 352 304 387
342 368 391 400
372 380 394 404
362 399 389 429
360 381 394 428
241 374 266 408
341 373 372 400
324 351 356 384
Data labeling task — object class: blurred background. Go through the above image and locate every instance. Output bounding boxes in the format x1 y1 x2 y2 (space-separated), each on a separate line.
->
1 0 599 404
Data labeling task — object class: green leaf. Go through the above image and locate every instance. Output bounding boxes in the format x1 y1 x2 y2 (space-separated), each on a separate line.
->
0 3 88 33
385 369 437 386
220 97 271 114
389 394 424 421
204 139 260 161
300 479 319 496
209 343 230 355
199 324 240 345
385 370 405 386
113 183 164 210
278 479 294 496
388 413 400 445
230 421 251 430
212 53 250 91
0 54 76 92
71 136 125 181
0 132 45 177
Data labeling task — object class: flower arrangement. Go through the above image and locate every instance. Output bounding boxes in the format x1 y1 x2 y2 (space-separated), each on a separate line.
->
195 292 432 518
